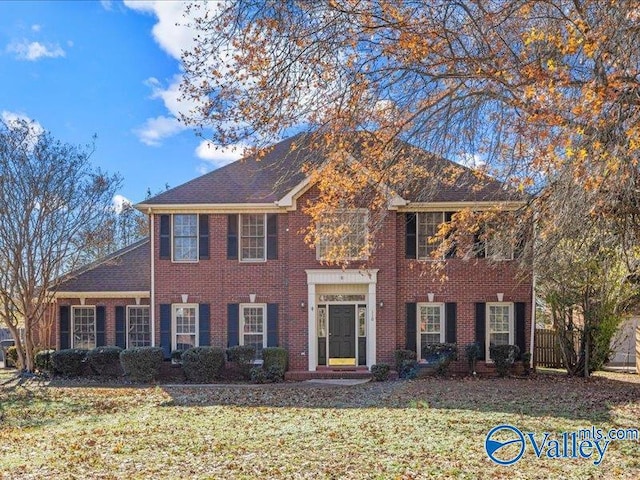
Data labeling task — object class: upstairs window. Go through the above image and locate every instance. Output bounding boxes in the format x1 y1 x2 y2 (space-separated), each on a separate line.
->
485 231 515 260
417 212 446 259
240 214 266 262
316 209 369 261
173 214 198 262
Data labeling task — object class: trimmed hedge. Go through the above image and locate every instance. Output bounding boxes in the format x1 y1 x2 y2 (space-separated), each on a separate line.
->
227 345 256 379
182 346 225 383
87 346 123 376
51 349 88 377
34 349 55 373
262 347 289 372
370 363 390 381
490 344 520 377
119 347 163 382
394 349 417 379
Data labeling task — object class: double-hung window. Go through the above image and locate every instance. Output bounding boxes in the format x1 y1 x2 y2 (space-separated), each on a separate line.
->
240 304 266 357
486 231 514 260
316 209 369 261
417 212 445 259
72 306 96 350
240 214 266 262
172 304 198 351
127 306 151 348
487 303 514 359
418 303 444 359
173 214 198 262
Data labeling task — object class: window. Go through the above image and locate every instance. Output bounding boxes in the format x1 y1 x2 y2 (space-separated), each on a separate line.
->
172 304 198 351
416 212 448 259
487 303 514 360
418 303 444 359
127 306 151 348
173 214 198 262
72 306 96 350
316 209 369 261
240 304 267 356
486 231 514 260
240 214 266 261
358 306 367 337
317 305 327 337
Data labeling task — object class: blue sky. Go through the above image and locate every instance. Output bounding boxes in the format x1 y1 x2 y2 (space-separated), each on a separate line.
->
0 1 240 206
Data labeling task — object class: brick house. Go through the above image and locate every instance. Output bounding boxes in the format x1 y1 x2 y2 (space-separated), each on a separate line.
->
53 134 532 375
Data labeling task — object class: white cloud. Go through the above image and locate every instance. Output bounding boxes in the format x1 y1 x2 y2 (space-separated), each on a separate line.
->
456 153 486 169
112 194 132 213
195 140 244 169
134 115 185 146
7 40 65 61
1 110 44 136
100 1 113 11
31 24 41 32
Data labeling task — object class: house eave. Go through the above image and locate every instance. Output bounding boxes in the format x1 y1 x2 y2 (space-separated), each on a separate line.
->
135 203 283 214
396 200 525 212
53 291 150 300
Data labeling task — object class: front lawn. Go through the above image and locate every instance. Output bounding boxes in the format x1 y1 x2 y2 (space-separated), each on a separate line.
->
0 371 638 479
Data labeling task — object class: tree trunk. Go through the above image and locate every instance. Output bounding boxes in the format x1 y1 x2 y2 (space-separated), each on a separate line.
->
5 322 25 370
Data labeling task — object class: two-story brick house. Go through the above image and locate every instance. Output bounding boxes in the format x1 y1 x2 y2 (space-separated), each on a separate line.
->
53 133 532 375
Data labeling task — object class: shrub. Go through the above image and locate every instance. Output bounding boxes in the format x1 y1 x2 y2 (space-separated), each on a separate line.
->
370 363 390 381
87 346 123 376
34 349 55 373
182 346 225 383
5 345 20 368
119 347 164 382
51 349 88 377
250 364 286 384
170 349 183 364
490 344 520 377
250 366 269 384
394 349 417 379
227 345 256 379
465 342 481 375
422 343 458 376
262 347 289 372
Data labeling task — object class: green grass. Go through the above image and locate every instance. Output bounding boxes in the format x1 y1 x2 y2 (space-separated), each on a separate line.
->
0 370 638 479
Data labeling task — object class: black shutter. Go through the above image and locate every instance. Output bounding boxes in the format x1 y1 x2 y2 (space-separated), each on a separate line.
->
96 306 106 347
115 306 126 348
445 302 457 343
199 214 209 260
474 231 486 258
227 303 239 347
444 212 457 258
199 303 210 346
475 303 486 360
405 303 417 352
159 215 171 259
405 213 417 259
59 306 70 350
515 302 526 359
227 214 238 260
267 303 278 347
160 304 171 359
267 214 278 260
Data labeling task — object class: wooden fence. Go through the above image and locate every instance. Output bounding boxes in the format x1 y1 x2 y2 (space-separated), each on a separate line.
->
535 329 581 368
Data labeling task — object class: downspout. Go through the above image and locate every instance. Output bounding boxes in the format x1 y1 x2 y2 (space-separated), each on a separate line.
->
529 207 537 371
149 209 155 347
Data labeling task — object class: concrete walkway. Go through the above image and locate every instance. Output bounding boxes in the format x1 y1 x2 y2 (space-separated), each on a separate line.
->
304 378 371 386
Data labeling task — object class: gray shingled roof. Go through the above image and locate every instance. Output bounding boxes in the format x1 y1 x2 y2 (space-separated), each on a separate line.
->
56 239 150 293
140 133 520 206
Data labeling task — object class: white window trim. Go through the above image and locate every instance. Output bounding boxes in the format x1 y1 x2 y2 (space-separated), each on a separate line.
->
239 214 267 263
316 208 370 261
417 212 446 261
172 214 199 263
486 302 514 362
239 303 267 349
171 303 199 351
126 305 151 349
416 302 445 360
71 305 97 350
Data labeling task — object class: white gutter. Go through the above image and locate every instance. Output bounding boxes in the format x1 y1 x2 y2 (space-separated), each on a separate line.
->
149 210 156 347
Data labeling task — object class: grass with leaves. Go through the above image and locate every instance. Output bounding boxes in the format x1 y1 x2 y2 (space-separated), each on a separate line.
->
0 370 638 479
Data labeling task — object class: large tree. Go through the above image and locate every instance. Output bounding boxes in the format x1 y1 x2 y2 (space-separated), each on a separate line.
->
0 119 120 372
180 0 640 266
